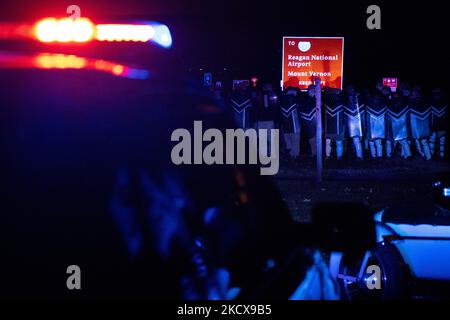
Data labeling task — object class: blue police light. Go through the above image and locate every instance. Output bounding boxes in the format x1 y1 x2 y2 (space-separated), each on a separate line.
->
433 181 442 187
143 22 172 48
443 188 450 197
124 68 150 80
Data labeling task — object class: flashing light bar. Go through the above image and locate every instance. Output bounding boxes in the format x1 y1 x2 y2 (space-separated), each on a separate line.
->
29 17 172 47
0 52 150 79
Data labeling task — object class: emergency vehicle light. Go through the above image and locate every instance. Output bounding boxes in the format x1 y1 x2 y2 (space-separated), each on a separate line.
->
32 18 171 47
96 24 155 42
444 188 450 197
33 53 150 79
0 52 150 79
35 18 95 43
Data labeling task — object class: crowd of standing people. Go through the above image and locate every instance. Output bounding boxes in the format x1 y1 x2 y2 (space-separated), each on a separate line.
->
213 80 447 162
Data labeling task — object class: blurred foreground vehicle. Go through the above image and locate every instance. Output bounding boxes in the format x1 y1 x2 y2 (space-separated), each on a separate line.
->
330 174 450 299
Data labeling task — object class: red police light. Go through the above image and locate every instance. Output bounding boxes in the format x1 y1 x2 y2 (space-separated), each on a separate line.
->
0 52 150 79
35 18 95 43
34 53 86 69
34 18 156 43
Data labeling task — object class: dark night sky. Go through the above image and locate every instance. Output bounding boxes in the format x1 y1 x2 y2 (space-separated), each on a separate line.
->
0 0 446 90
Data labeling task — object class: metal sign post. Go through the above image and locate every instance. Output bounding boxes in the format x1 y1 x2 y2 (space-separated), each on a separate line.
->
315 78 323 183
